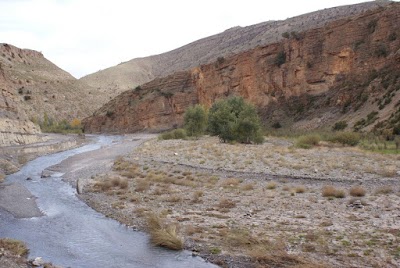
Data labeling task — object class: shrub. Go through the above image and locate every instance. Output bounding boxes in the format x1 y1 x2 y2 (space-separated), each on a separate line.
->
266 181 277 190
349 186 366 197
282 32 290 39
208 96 264 144
329 132 360 146
159 128 187 140
296 134 321 149
332 121 348 131
184 105 207 137
295 185 306 193
374 186 393 195
146 213 183 250
272 122 282 129
218 198 236 209
322 185 346 198
274 51 286 67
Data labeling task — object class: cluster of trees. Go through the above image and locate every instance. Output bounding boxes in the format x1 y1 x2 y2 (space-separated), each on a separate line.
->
32 113 83 134
183 96 264 144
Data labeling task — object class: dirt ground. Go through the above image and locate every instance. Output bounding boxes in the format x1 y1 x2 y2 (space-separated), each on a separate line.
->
77 136 400 268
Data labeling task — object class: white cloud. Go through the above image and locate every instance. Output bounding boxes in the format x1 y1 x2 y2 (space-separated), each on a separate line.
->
0 0 379 78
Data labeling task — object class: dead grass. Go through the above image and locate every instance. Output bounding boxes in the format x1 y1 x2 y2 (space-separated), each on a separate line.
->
241 182 255 191
217 198 236 209
295 185 306 193
266 181 277 190
374 186 394 195
220 178 240 188
349 186 366 197
192 190 204 203
0 173 5 182
322 185 346 198
145 213 183 250
135 179 150 192
0 238 29 256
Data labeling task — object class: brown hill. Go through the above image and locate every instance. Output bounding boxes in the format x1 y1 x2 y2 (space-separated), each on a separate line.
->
0 44 104 145
80 1 392 99
83 2 400 135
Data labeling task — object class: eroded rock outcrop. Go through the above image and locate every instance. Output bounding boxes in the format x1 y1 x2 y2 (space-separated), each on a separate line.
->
83 3 400 133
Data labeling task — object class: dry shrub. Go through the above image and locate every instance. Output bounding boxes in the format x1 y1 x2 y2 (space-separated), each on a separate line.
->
146 213 183 250
266 181 277 190
349 186 366 197
111 177 121 187
374 186 393 195
241 183 255 191
119 178 129 189
220 178 240 188
380 166 397 177
218 198 236 209
185 225 203 236
0 173 5 182
94 180 113 191
165 194 182 203
135 179 150 192
322 185 346 198
294 185 306 193
192 190 204 203
0 238 29 256
225 228 259 248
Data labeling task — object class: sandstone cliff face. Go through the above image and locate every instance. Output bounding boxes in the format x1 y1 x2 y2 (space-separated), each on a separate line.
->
83 3 400 134
0 44 104 146
80 1 391 98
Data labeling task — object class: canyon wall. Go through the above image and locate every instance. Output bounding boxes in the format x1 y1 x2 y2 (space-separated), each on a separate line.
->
83 3 400 134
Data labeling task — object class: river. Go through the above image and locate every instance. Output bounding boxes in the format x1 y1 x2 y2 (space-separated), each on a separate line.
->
0 135 218 268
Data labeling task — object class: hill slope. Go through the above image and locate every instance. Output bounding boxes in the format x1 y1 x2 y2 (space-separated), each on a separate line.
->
80 1 392 98
83 2 400 135
0 44 104 145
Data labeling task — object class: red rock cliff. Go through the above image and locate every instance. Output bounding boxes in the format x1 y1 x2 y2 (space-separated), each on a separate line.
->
83 3 400 133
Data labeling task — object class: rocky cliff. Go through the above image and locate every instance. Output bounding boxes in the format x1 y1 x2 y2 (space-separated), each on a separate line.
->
79 1 391 99
83 3 400 134
0 44 104 146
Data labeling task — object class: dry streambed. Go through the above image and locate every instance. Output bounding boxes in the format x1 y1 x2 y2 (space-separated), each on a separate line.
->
81 136 400 268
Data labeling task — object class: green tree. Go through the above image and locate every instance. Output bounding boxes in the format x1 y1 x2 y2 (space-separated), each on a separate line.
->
208 96 264 144
184 104 208 137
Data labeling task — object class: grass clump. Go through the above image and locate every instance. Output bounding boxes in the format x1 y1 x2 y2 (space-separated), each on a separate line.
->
349 186 366 197
266 181 277 190
159 128 187 140
296 134 321 149
322 185 346 198
374 186 394 195
145 213 184 250
0 238 29 256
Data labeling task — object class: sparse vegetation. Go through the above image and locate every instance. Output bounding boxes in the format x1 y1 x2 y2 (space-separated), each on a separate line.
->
274 51 286 67
329 132 361 146
332 121 348 131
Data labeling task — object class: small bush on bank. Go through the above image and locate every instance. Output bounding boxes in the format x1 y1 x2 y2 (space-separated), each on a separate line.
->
0 238 29 256
322 185 346 198
329 132 361 146
296 134 321 149
332 121 348 131
159 128 187 140
349 186 367 197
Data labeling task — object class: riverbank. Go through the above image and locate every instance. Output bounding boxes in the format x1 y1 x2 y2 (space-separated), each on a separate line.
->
74 136 400 268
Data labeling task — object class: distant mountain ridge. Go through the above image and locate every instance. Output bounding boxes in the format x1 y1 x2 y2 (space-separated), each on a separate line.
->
80 1 392 98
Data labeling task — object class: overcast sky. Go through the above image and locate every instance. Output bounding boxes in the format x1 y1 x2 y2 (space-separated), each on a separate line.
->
0 0 384 78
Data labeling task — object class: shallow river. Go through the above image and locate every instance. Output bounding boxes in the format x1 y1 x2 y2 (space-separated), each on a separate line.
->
0 136 218 268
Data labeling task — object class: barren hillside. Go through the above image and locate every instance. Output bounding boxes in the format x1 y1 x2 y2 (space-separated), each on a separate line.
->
0 44 105 145
80 1 392 98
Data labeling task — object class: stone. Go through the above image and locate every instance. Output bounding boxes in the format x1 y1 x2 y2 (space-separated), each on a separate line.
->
31 257 45 266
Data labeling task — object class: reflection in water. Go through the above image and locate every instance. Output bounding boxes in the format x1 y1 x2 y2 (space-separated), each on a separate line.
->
0 136 217 268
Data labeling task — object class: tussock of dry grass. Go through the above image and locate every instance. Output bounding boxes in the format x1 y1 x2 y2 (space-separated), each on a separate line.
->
217 198 236 209
220 178 240 188
322 185 346 198
135 179 150 192
349 186 366 197
0 238 29 256
146 213 183 250
374 186 394 195
266 181 277 190
295 185 306 193
241 183 255 191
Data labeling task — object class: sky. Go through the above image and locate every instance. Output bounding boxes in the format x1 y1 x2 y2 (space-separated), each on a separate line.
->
0 0 386 78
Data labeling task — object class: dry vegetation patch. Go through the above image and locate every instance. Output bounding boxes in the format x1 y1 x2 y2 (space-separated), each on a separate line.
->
82 136 400 267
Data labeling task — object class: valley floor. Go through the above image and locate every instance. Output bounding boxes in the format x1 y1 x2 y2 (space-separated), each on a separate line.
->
71 135 400 268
